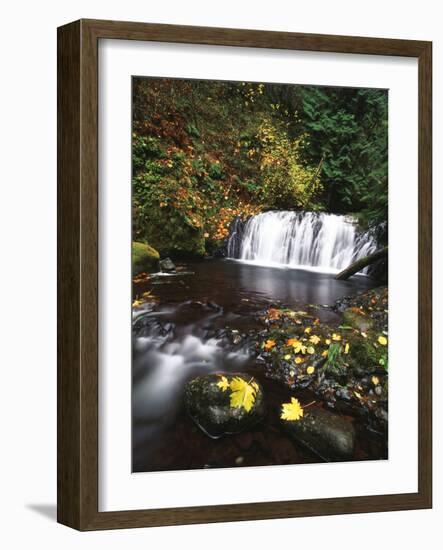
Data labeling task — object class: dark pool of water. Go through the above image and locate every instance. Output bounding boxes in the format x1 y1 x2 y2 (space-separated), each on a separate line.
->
136 258 374 309
132 259 385 473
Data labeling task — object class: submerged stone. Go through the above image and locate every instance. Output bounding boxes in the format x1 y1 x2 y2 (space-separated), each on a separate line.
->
184 373 265 438
283 406 355 461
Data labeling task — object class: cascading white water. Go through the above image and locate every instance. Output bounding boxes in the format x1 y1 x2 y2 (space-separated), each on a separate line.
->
227 211 377 274
132 305 251 426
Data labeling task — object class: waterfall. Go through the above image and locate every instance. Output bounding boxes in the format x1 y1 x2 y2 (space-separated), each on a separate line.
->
227 211 377 274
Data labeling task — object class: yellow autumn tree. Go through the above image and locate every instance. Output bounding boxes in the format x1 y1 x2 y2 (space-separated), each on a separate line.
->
257 118 322 209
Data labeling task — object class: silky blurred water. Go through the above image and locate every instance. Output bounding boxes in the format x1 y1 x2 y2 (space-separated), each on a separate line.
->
228 211 377 273
132 260 383 472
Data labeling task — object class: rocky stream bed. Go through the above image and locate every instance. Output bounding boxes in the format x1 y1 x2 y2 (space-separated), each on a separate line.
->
132 258 388 472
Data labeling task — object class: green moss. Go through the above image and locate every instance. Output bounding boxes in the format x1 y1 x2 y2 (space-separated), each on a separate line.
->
132 241 160 275
342 307 374 332
346 333 379 371
143 208 206 258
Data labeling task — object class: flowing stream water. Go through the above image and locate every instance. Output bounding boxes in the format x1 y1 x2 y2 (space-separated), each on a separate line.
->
133 212 386 472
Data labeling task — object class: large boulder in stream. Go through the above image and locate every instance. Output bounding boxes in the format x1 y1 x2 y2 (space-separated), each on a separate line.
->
184 373 265 438
132 241 160 275
283 406 355 461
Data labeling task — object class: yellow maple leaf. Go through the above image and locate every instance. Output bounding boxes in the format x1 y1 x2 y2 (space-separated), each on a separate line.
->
229 377 257 412
378 335 388 346
217 375 230 392
325 338 331 345
284 354 291 360
307 366 315 375
371 375 380 386
306 346 315 354
280 397 304 421
332 333 341 341
309 335 321 345
344 342 350 354
287 339 307 354
304 327 312 334
295 357 304 364
321 349 328 357
132 299 142 307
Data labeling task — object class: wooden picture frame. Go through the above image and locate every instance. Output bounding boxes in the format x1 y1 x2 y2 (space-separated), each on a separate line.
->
57 18 432 530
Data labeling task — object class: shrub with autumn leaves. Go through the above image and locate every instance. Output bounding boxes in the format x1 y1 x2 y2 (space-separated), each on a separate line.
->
132 78 324 257
132 78 388 258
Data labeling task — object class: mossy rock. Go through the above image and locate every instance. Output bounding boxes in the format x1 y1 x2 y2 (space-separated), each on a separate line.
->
132 241 160 275
184 373 265 438
346 333 380 373
342 307 374 332
256 305 387 388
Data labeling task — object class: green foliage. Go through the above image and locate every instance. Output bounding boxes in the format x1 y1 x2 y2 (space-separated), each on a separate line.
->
208 162 224 180
186 123 200 138
345 333 384 372
257 118 322 209
132 78 388 257
324 342 346 376
357 176 388 229
297 87 388 224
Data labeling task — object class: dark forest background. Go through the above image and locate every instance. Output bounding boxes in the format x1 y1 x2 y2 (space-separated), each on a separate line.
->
132 78 388 257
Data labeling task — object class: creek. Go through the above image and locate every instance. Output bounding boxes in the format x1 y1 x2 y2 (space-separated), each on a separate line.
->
132 259 386 472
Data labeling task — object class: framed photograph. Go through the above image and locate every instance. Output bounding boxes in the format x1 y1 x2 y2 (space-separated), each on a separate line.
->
57 19 432 530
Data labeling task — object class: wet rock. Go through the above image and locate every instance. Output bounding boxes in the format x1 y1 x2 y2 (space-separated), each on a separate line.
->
336 387 352 401
334 287 388 332
283 407 355 461
342 307 374 332
159 257 176 273
163 322 174 336
207 301 222 312
132 241 160 275
211 244 228 258
232 334 242 345
374 407 388 424
184 373 265 438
